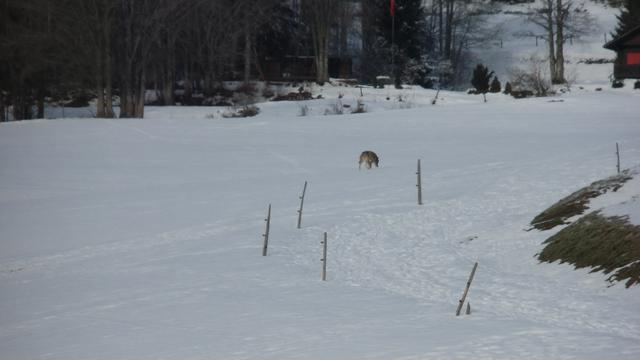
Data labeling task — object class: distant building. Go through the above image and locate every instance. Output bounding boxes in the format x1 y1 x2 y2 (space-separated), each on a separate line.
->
604 25 640 79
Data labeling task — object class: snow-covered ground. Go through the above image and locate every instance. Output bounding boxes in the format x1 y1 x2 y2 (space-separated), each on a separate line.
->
1 86 640 359
2 2 640 359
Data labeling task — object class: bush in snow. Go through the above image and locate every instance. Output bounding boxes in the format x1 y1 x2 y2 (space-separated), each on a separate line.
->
222 105 260 118
612 79 625 88
324 100 344 116
351 99 366 114
503 81 513 95
635 81 640 90
471 64 494 102
298 104 310 116
508 56 551 97
490 76 502 93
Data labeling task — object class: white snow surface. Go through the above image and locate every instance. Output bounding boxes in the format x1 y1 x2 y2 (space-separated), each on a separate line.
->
3 3 640 359
596 167 640 225
2 87 640 359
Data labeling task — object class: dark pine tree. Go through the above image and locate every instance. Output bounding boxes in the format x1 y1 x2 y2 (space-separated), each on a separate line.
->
490 76 502 93
503 81 513 95
371 0 429 88
471 64 493 102
612 0 640 38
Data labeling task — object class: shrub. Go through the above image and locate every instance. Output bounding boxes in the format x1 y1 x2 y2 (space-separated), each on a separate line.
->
612 79 624 88
351 99 366 114
490 76 502 93
471 64 494 102
298 104 310 116
261 87 275 99
508 56 551 97
634 81 640 90
324 100 344 115
503 81 513 95
222 105 260 118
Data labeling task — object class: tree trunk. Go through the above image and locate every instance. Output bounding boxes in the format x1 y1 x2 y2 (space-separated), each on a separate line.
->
438 0 443 55
96 53 106 118
553 0 566 84
104 42 114 118
444 0 454 60
0 93 5 122
545 0 557 84
135 70 145 118
305 0 334 84
243 25 251 85
36 89 45 119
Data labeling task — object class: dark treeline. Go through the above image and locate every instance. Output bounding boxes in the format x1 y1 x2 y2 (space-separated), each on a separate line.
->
1 0 497 120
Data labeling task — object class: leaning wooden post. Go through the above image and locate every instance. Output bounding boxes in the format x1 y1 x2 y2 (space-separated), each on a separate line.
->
416 159 423 205
297 181 308 229
262 204 271 256
321 232 328 281
456 262 478 316
616 143 621 174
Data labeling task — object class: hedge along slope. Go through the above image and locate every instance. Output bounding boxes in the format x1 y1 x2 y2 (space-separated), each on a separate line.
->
530 170 634 231
538 211 640 288
532 168 640 287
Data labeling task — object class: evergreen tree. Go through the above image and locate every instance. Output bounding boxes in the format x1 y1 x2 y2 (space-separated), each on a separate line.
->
490 76 502 93
366 0 430 88
504 82 513 95
612 0 640 38
471 64 493 102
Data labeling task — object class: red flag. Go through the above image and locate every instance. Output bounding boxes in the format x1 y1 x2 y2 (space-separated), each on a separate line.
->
390 0 395 17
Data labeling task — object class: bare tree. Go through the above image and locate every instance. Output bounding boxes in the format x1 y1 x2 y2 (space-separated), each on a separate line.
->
425 0 496 87
301 0 339 84
114 0 195 118
527 0 596 84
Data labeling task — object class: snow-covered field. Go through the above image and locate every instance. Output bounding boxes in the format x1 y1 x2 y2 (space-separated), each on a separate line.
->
3 2 640 359
2 86 640 359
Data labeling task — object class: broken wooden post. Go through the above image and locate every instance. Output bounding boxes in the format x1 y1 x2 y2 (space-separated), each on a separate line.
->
416 159 423 205
432 88 440 105
456 262 478 316
321 232 328 281
297 181 308 229
616 143 621 174
262 204 271 256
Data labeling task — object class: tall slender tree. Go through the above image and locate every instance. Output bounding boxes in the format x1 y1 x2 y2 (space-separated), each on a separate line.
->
301 0 339 84
528 0 595 84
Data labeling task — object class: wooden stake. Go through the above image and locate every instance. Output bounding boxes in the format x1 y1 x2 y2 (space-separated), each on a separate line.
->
416 159 423 205
297 181 308 229
456 262 478 316
466 302 471 315
262 204 271 256
321 232 328 281
616 143 621 174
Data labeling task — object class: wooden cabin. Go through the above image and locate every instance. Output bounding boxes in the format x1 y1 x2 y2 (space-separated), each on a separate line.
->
604 25 640 79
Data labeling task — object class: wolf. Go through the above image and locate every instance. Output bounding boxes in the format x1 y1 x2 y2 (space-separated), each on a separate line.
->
359 151 379 170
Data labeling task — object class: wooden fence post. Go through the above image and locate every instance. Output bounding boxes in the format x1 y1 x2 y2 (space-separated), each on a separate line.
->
297 181 308 229
456 262 478 316
416 159 423 205
262 204 271 256
616 143 621 174
321 232 328 281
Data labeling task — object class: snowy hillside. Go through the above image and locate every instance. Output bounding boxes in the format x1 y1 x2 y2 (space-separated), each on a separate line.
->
2 87 640 359
2 1 640 359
